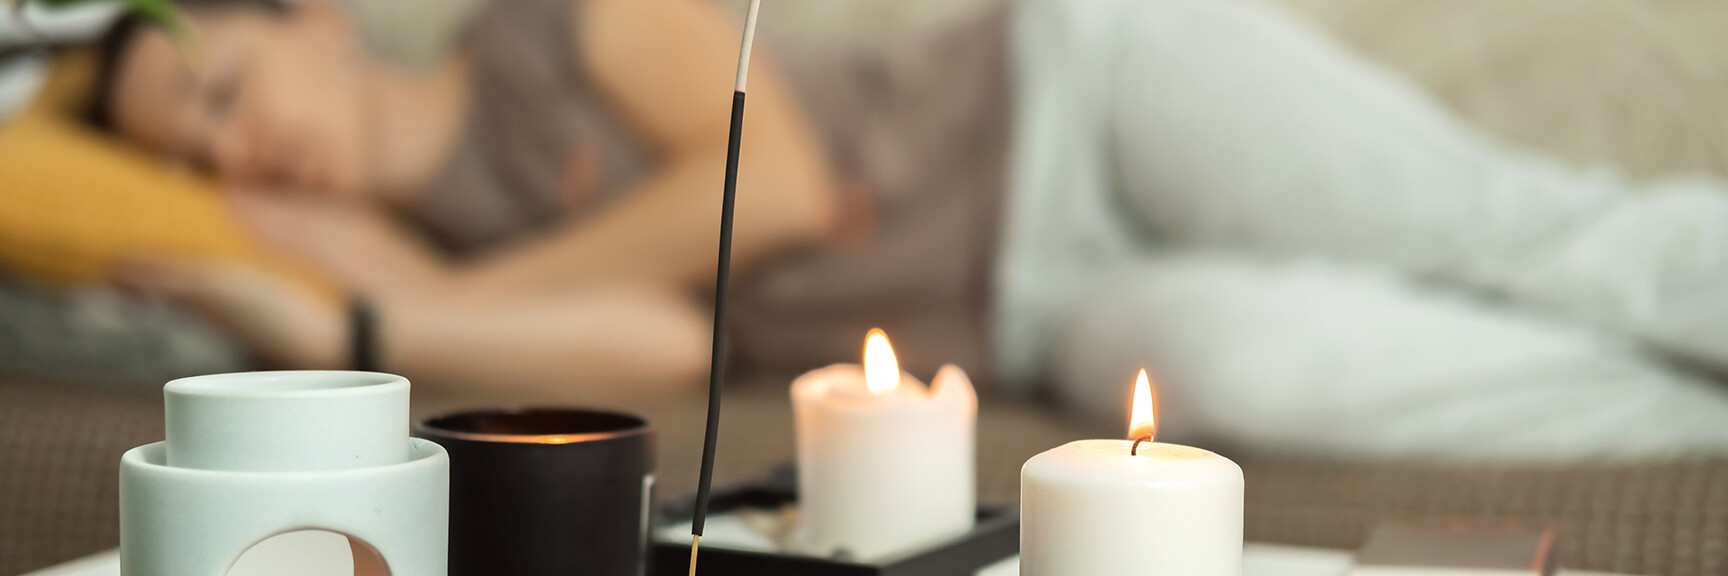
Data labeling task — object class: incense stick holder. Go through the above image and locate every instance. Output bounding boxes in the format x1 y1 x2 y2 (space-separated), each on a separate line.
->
119 371 449 576
653 468 1018 576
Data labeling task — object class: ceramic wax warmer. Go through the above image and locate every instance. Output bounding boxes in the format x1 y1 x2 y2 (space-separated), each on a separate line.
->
119 371 449 576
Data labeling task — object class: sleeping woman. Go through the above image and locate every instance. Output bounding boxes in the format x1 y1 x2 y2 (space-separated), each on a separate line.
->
95 0 1728 460
97 0 842 400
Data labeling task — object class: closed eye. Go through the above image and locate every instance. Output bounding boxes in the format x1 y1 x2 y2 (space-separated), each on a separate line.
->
204 72 241 121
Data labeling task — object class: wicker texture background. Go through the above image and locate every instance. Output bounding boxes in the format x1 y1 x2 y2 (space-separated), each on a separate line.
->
1243 459 1728 576
0 381 162 576
3 378 1725 576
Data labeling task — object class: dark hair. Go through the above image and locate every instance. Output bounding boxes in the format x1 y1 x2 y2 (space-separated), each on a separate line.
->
86 14 143 130
85 0 287 130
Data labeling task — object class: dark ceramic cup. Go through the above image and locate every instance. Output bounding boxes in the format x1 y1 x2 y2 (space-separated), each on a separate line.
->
415 408 654 576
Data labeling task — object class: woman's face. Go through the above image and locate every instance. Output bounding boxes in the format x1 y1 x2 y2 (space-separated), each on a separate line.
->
111 2 372 196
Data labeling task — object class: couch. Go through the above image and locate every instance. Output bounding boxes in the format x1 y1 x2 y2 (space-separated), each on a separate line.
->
7 0 1728 574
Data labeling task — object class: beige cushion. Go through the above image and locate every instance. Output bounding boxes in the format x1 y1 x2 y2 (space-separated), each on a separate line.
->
725 0 1728 181
340 0 485 70
1276 0 1728 182
356 0 1728 182
722 0 1002 50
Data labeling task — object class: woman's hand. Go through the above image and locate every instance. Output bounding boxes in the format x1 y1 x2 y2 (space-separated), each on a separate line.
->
227 189 453 300
109 190 451 370
112 257 346 369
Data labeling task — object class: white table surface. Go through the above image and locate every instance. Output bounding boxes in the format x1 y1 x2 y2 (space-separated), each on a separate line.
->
23 535 1639 576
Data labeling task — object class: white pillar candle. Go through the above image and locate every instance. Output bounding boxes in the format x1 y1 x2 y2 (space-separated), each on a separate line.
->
1020 371 1244 575
791 329 977 561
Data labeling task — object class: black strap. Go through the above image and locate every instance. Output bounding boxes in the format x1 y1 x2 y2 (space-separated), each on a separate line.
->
349 297 379 372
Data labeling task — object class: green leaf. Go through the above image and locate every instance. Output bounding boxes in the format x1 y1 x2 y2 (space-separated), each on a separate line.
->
9 0 195 62
11 0 185 38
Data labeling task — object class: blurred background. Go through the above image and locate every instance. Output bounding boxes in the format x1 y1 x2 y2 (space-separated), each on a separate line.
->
4 0 1728 574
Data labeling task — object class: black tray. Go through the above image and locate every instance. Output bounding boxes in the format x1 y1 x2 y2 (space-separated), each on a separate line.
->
651 468 1018 576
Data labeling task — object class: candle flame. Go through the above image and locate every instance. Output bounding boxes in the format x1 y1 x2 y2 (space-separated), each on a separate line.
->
864 329 899 395
1129 370 1156 440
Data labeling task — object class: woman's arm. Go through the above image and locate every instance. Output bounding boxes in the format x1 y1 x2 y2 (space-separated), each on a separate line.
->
117 249 713 401
459 0 835 295
381 282 714 400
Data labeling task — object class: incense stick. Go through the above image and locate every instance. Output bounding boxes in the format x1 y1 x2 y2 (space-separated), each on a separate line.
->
691 1 762 574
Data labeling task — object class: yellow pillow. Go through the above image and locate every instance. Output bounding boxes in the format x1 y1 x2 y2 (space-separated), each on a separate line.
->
0 51 327 295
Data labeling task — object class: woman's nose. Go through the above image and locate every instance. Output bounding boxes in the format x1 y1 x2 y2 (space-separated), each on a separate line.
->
213 125 297 186
211 127 257 182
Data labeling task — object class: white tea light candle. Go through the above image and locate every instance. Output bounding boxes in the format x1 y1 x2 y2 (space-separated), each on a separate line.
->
791 329 977 561
1021 371 1244 575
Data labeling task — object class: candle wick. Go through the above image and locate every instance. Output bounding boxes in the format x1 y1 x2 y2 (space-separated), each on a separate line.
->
1131 434 1153 456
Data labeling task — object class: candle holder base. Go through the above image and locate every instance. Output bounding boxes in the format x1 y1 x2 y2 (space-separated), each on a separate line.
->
652 466 1017 576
